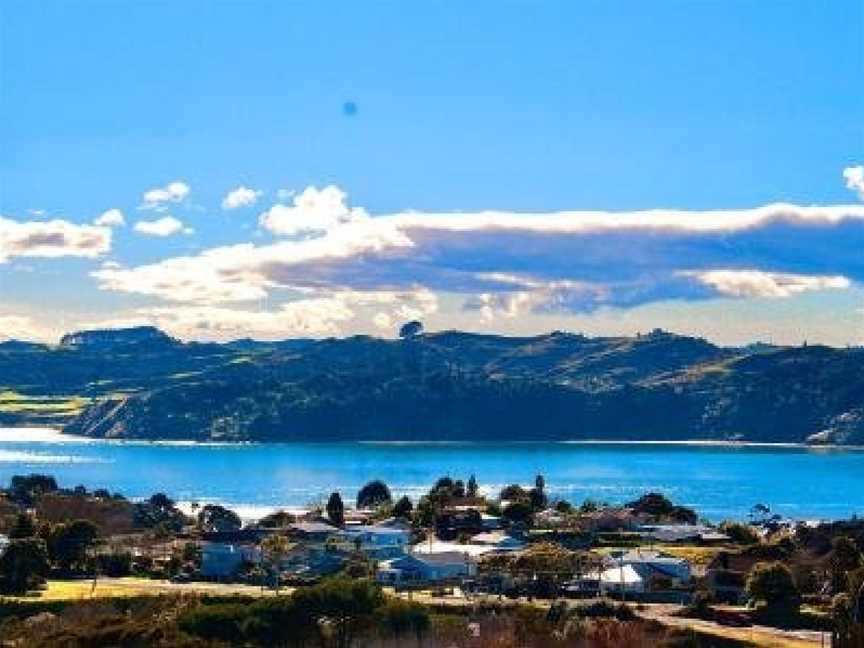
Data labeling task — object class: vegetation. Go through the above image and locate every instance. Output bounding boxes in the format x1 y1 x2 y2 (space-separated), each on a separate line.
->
355 479 392 509
2 326 860 445
326 492 345 526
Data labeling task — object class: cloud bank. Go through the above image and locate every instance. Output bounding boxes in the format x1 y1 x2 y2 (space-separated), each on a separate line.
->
94 189 863 326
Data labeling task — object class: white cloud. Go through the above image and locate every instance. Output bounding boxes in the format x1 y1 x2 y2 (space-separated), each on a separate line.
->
222 186 263 210
94 208 125 228
259 185 369 236
843 165 864 200
0 216 111 263
142 181 190 209
133 216 192 237
93 187 864 315
686 269 851 298
0 315 36 340
373 312 393 330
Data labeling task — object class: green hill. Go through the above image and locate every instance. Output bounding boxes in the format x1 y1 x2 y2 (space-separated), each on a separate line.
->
1 327 861 445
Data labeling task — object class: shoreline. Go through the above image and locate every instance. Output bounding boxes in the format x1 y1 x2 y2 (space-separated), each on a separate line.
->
1 427 863 451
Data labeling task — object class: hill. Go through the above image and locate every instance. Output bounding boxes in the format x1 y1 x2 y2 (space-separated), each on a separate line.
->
1 327 861 444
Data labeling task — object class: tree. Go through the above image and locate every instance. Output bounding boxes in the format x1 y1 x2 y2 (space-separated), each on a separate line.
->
392 495 413 519
8 512 36 539
133 492 187 531
503 500 534 525
720 521 760 546
327 492 345 527
47 519 99 572
356 480 392 510
9 474 58 507
293 577 384 648
375 599 430 643
261 534 292 593
746 562 800 610
258 510 296 528
197 504 242 533
0 538 50 594
500 484 528 502
467 475 478 498
829 536 863 594
399 320 423 339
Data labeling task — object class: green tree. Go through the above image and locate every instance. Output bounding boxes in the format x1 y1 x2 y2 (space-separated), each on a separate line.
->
375 598 430 643
399 320 423 339
293 577 384 648
392 495 413 519
829 536 863 594
261 534 292 593
8 512 37 539
467 474 478 498
746 562 800 610
47 519 99 572
197 504 242 533
503 500 534 525
258 510 296 528
327 492 345 527
356 480 392 510
500 484 528 502
9 474 58 507
720 521 761 546
0 537 50 594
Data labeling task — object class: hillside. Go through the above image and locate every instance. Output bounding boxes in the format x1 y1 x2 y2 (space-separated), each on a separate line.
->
1 327 861 444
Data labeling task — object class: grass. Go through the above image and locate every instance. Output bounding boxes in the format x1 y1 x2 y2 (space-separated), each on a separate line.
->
0 391 88 415
6 578 278 602
660 544 728 567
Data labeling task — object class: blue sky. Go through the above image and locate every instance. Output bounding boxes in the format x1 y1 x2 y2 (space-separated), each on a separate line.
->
1 1 862 345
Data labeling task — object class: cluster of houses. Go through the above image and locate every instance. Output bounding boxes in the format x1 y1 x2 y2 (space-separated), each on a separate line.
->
191 500 729 602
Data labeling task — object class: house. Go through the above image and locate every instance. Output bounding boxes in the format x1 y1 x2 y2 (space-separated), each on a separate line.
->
480 514 503 530
335 521 411 558
412 539 496 558
201 542 261 578
639 524 729 545
469 531 524 552
599 564 645 595
288 520 338 546
606 550 692 587
376 551 477 585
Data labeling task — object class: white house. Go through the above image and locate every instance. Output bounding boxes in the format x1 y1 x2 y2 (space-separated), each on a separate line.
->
201 542 261 578
599 564 646 595
605 550 692 588
336 521 411 558
469 531 524 552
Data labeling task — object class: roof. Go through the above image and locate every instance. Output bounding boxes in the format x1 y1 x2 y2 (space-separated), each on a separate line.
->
470 531 524 547
290 521 337 534
600 565 643 584
411 541 494 557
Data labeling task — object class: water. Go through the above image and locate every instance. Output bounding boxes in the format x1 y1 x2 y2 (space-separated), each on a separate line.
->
1 428 863 522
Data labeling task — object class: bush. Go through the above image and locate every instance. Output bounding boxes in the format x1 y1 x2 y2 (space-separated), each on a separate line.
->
746 562 800 609
720 521 760 545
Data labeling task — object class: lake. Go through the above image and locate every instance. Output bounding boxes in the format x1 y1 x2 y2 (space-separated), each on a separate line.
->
1 428 863 522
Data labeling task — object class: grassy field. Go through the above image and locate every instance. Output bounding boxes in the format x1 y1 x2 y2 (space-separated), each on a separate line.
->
6 578 278 602
0 390 88 416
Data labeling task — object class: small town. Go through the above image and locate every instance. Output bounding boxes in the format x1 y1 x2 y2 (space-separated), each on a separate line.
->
1 472 862 647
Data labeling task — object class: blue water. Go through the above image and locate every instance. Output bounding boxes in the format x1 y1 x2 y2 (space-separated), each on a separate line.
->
1 429 863 521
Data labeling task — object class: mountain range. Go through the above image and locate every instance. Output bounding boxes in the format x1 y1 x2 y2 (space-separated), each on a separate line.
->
0 326 861 445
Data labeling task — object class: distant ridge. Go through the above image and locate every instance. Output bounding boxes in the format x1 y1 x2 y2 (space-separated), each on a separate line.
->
1 327 861 446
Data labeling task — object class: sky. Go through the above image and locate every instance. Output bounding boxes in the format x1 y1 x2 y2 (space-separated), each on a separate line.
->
1 1 862 346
